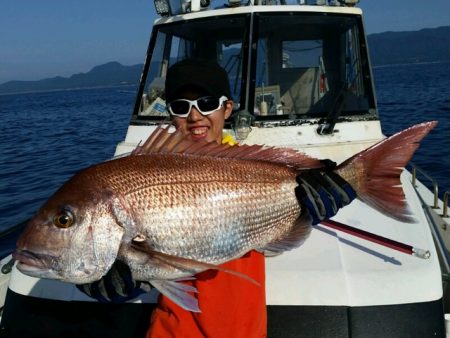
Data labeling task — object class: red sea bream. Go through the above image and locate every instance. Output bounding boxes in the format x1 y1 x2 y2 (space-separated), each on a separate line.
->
13 121 437 311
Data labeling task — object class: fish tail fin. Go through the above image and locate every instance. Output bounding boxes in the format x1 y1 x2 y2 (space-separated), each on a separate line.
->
337 121 437 223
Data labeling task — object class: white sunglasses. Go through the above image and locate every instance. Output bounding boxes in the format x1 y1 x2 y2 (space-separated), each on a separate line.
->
167 96 228 118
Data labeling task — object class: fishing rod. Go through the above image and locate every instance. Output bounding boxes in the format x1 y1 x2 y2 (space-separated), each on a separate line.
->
320 219 431 259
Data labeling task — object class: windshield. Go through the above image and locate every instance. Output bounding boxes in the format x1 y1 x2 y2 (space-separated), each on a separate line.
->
132 11 376 124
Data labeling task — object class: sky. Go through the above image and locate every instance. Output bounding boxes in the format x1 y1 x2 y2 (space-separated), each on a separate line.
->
1 0 449 84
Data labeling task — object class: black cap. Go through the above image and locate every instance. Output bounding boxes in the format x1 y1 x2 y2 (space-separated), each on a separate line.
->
165 58 231 103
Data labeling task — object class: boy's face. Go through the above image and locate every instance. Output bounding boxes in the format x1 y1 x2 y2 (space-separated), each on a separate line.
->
172 89 233 144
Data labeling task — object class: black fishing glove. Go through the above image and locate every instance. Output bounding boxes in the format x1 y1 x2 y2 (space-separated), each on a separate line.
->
295 165 356 225
76 260 151 303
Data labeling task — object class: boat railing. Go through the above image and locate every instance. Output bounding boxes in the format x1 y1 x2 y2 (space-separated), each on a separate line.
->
444 191 449 218
411 163 449 217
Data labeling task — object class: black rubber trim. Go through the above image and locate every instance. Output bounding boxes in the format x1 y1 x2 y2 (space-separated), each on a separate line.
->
0 289 445 338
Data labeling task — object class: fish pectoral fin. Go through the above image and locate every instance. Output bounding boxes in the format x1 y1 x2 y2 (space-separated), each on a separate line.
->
131 242 259 286
261 213 312 255
150 279 200 312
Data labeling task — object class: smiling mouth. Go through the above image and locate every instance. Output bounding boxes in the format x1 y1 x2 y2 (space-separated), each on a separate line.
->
190 127 208 139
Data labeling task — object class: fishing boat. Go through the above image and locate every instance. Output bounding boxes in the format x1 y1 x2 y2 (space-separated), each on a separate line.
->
1 0 449 336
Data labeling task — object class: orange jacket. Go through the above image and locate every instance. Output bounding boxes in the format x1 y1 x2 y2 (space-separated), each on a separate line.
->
146 250 267 338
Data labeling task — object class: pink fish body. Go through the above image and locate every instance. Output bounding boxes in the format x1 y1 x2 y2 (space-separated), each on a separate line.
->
13 121 437 311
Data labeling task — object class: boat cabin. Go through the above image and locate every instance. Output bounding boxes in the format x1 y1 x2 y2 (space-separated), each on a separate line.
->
133 3 376 136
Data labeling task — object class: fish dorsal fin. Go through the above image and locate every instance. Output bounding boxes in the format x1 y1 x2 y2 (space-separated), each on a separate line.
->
131 124 323 170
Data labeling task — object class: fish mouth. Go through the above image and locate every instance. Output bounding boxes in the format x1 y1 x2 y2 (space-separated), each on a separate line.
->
13 249 60 278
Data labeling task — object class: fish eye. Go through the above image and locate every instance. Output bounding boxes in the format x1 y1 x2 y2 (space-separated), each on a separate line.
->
53 210 74 228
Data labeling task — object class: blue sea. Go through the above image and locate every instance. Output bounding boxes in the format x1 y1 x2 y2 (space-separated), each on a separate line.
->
1 62 449 235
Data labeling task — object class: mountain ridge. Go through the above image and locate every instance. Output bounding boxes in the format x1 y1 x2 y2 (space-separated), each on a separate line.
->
367 26 450 65
1 26 449 94
0 62 142 94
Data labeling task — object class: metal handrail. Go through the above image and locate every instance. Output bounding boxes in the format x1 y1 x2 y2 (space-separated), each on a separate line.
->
411 164 439 209
411 164 449 218
444 191 449 218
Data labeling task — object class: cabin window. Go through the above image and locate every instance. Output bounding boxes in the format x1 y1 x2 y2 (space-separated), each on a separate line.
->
135 15 249 121
218 41 243 105
282 40 323 69
253 13 373 120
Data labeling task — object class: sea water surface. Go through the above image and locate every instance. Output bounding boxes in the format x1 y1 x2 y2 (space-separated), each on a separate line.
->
1 62 449 234
0 86 136 233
